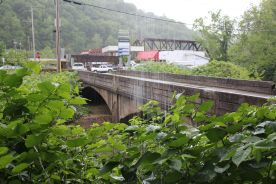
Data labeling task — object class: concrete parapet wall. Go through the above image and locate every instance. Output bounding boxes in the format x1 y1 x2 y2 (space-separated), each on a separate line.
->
115 70 276 95
79 71 273 121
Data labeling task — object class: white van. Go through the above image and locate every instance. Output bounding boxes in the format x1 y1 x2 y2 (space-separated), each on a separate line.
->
72 63 86 71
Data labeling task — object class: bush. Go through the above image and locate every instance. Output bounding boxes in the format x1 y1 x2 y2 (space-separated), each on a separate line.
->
192 61 252 79
133 61 253 80
134 62 192 75
0 63 275 183
3 49 27 66
257 60 276 81
39 46 55 59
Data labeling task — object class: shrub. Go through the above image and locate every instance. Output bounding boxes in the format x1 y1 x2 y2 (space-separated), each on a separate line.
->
133 62 192 75
192 60 252 80
0 63 275 183
133 61 253 80
257 60 276 81
3 49 27 66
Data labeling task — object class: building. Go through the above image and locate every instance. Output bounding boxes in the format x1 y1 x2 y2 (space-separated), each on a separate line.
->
102 46 144 57
159 50 209 68
136 51 159 61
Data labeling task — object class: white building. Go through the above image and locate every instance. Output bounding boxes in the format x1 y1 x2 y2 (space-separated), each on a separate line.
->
102 46 144 56
159 50 209 68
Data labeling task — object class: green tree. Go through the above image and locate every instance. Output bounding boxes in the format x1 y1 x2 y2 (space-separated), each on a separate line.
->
0 0 193 53
105 35 117 46
0 42 5 57
229 0 276 81
4 49 27 66
193 11 235 61
40 46 55 58
86 33 103 49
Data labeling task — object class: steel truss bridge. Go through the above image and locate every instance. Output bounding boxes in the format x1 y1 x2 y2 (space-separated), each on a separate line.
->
133 38 203 51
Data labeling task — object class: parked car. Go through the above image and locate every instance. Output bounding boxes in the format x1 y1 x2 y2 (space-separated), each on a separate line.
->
0 65 22 70
72 63 86 71
91 65 114 73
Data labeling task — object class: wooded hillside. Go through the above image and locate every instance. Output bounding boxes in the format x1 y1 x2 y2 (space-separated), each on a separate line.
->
0 0 194 53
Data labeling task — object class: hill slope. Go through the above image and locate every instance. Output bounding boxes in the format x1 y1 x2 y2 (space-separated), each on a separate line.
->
0 0 194 53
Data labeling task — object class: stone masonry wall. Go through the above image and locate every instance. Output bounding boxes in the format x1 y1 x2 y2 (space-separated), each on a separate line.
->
79 71 272 119
115 70 276 95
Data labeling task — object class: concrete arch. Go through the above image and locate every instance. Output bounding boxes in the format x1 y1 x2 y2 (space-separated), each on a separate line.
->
82 83 143 122
81 86 112 113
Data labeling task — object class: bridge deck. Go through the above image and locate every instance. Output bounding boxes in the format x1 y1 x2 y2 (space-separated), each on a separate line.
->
108 73 274 100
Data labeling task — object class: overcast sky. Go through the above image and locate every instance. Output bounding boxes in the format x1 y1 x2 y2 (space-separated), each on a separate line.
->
124 0 261 26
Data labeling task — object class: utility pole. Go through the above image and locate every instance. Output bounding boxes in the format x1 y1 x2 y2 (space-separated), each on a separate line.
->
31 6 36 59
55 0 61 72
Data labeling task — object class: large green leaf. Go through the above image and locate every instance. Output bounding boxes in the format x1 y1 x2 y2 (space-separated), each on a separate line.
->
4 74 23 88
206 128 227 142
57 83 71 100
16 68 30 77
33 112 53 124
67 137 88 147
0 154 14 169
0 147 9 156
38 82 56 95
51 125 70 136
214 164 230 173
25 134 44 148
254 140 276 150
12 163 29 174
59 107 75 119
168 159 182 171
46 100 65 112
24 62 41 74
232 146 252 167
100 162 120 175
69 97 87 105
199 101 214 112
135 152 161 167
168 136 189 148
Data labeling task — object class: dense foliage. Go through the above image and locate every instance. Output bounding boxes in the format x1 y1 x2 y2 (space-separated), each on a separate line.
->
1 49 28 66
0 42 5 58
193 11 235 61
133 62 192 75
192 61 252 80
133 61 252 80
0 63 87 183
0 0 193 53
194 0 276 81
228 0 276 81
0 63 276 183
39 46 55 59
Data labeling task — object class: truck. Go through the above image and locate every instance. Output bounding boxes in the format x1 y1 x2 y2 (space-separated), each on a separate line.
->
91 65 114 73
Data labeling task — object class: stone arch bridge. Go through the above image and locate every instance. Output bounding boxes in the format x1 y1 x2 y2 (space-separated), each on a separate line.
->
79 70 275 122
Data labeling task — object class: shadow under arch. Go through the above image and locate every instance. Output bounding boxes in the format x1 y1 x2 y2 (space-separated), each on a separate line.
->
80 86 112 115
119 112 142 124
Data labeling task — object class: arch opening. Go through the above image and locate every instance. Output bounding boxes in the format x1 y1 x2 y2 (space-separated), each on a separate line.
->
75 87 112 127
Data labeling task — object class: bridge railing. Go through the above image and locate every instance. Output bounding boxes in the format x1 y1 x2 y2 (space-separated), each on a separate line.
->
115 70 276 95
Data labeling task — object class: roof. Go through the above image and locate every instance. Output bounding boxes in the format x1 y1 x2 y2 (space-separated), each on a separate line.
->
137 51 159 61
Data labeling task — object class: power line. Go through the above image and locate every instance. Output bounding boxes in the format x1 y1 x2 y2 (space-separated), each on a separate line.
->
62 0 193 26
63 0 276 33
